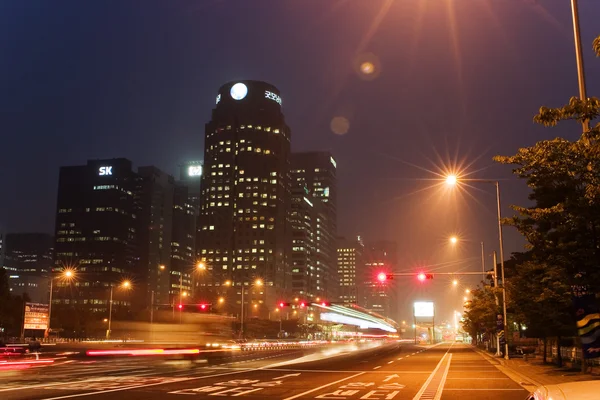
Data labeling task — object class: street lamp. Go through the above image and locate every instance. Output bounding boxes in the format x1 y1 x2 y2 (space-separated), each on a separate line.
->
46 269 75 337
107 280 132 339
449 236 458 245
446 174 509 359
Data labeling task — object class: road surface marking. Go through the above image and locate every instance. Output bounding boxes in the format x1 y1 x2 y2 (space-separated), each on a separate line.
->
412 343 455 400
433 354 452 400
373 366 381 369
447 377 509 380
397 358 403 360
443 388 525 391
282 372 365 400
387 361 394 364
31 369 255 400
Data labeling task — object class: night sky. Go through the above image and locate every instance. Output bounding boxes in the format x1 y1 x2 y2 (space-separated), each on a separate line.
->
2 1 599 322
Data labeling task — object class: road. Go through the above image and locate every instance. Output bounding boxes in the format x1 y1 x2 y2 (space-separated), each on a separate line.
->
0 342 529 400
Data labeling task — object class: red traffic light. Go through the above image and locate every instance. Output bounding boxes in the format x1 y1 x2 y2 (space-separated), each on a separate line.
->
417 273 433 281
299 302 306 308
278 302 291 308
377 272 387 282
320 301 331 307
178 304 183 309
199 304 207 310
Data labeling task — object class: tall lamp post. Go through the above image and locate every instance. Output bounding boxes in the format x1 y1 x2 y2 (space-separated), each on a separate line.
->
226 278 262 337
46 269 75 338
446 176 509 359
107 280 131 339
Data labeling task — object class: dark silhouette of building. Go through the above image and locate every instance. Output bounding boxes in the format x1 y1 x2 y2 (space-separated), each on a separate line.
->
291 152 337 300
3 233 53 303
52 159 197 322
197 80 291 318
53 159 141 315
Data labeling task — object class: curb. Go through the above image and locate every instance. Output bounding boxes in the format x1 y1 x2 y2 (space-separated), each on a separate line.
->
473 347 544 389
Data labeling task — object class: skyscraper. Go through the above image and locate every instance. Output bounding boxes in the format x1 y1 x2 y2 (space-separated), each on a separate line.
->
289 184 327 300
337 236 364 305
52 159 197 321
197 80 291 316
178 161 203 213
291 152 337 299
3 233 53 302
362 241 398 318
53 159 141 314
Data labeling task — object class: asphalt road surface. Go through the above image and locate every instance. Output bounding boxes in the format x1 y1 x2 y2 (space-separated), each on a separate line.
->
0 342 530 400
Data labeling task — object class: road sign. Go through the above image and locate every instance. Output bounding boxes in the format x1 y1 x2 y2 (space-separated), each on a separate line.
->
23 302 49 330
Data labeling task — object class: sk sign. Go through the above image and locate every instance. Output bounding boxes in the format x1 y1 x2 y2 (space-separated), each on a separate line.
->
99 166 113 176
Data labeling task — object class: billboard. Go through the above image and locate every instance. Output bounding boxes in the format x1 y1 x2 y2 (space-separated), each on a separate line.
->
414 301 434 317
23 302 49 330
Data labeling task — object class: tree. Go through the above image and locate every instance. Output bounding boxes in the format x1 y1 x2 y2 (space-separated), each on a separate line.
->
495 35 600 370
462 286 499 346
506 258 574 365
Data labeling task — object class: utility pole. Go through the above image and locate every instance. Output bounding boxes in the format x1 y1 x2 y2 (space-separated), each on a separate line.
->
493 251 501 357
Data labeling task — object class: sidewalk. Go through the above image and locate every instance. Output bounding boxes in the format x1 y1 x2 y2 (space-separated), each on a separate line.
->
475 347 600 388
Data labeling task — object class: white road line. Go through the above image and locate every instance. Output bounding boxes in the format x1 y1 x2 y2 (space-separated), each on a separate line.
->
373 366 381 369
443 388 525 391
397 358 403 360
282 372 365 400
433 354 452 400
412 343 455 400
387 361 394 364
447 378 509 380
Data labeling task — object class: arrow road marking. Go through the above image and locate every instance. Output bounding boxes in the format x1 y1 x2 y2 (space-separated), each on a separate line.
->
383 374 400 382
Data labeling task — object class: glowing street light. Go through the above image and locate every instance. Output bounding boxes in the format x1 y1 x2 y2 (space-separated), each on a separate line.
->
452 279 458 286
445 174 457 186
47 269 76 337
465 289 471 294
240 278 263 337
449 236 458 245
218 297 225 304
107 280 132 339
197 262 206 270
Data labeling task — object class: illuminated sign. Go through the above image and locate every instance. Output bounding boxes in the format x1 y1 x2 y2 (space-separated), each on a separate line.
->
98 166 113 176
216 94 221 104
23 302 49 330
188 165 202 177
230 83 248 100
414 301 434 317
265 90 282 105
330 156 337 168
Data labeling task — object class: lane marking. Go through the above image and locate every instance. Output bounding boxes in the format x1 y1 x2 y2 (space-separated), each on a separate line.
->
282 372 365 400
447 377 509 380
433 354 452 400
387 361 394 364
397 358 403 360
412 343 454 400
209 366 432 374
373 366 382 369
443 388 526 391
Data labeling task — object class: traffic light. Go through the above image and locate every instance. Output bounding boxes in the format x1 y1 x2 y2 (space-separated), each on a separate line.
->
198 303 210 311
278 302 291 308
178 304 183 309
299 301 306 308
377 272 387 282
319 301 331 307
417 273 434 282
